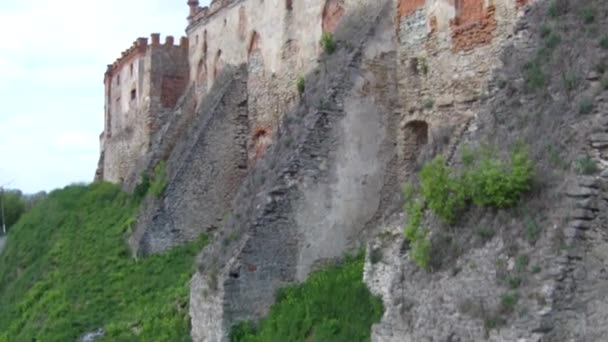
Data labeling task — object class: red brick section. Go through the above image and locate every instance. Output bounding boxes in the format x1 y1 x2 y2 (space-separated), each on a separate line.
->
322 0 345 33
252 128 272 163
248 31 261 57
161 76 186 108
450 0 497 52
398 0 425 18
516 0 529 8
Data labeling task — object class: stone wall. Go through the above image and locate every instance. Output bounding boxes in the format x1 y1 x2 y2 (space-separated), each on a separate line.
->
395 0 524 179
130 66 249 255
189 2 400 340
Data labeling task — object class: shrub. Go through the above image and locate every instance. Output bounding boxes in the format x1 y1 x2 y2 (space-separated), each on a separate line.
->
403 186 431 270
575 156 599 175
525 215 541 244
296 76 305 94
548 0 569 18
562 72 578 91
149 161 168 197
579 97 594 115
544 32 561 49
540 24 551 38
320 32 337 54
515 255 529 273
581 8 595 24
499 292 519 314
466 145 534 208
133 173 151 199
424 99 434 109
524 61 546 90
420 157 467 224
230 254 383 341
476 227 495 241
601 36 608 50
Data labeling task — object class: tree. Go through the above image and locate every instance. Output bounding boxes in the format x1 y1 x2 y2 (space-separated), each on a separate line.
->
0 188 26 234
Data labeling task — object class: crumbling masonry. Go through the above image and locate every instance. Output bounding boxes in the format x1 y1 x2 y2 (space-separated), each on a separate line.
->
96 0 538 341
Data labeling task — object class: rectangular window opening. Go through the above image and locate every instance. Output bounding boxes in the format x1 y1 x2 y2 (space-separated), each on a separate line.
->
131 89 136 100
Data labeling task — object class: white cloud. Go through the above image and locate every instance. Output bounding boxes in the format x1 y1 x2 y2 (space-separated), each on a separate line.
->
0 0 211 193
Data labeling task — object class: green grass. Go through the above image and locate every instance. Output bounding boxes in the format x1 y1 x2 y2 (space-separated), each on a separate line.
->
150 161 168 197
0 182 206 341
230 254 383 342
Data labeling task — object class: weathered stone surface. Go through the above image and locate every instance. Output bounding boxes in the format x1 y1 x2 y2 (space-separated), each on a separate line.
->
571 209 595 221
130 66 249 255
566 184 599 198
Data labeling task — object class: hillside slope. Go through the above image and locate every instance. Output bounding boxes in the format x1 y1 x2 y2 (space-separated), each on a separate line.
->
0 183 206 341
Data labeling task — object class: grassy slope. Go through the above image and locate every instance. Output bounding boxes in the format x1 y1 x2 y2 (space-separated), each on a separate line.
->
0 183 205 341
231 255 384 342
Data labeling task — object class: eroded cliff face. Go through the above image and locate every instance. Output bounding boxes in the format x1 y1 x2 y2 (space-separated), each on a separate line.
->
97 0 608 340
365 0 608 340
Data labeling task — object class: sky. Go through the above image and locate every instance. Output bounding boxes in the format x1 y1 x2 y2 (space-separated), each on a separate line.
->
0 0 210 193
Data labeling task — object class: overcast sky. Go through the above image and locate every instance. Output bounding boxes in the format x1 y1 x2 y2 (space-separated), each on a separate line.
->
0 0 210 193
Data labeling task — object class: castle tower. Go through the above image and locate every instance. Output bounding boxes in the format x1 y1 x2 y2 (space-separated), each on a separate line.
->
97 34 189 184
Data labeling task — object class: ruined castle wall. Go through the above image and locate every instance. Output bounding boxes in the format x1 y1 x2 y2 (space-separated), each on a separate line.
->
395 0 525 177
130 66 249 256
187 0 347 165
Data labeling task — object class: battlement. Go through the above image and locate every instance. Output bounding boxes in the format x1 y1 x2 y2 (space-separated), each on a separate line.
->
105 33 188 81
186 0 243 30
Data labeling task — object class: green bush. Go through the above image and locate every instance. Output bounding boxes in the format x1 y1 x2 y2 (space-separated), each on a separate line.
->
296 76 305 94
403 145 534 271
133 173 151 199
0 183 207 341
466 146 534 208
230 254 383 342
420 157 466 224
402 190 431 270
320 32 337 54
149 161 168 198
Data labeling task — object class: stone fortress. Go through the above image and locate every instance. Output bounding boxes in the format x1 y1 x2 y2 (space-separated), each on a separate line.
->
95 0 552 341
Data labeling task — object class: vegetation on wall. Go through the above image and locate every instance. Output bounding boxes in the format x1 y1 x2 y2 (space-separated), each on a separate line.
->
320 32 337 55
0 182 206 341
403 145 535 270
150 161 168 198
230 254 384 342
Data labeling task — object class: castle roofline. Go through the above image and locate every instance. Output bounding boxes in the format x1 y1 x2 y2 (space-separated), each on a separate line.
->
186 0 245 32
104 33 188 82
